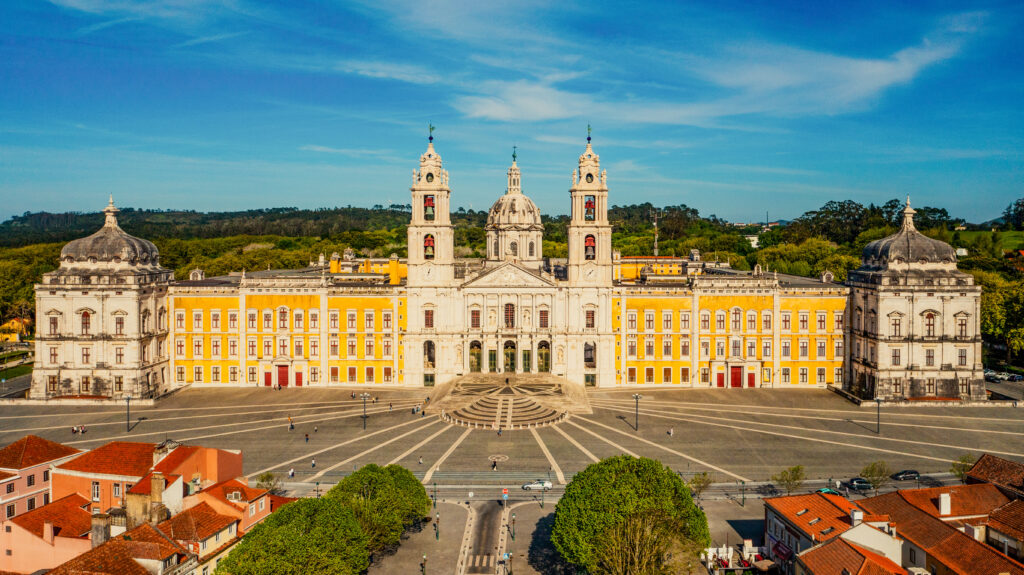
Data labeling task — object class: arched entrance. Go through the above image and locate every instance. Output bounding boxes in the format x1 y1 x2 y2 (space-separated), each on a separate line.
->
503 340 517 373
538 341 551 372
469 341 482 372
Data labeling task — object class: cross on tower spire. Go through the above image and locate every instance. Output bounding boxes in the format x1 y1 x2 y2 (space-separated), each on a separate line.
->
428 123 435 143
512 145 517 163
587 124 592 143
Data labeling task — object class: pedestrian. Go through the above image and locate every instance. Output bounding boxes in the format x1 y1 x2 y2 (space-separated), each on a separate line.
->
668 427 674 437
312 458 316 468
351 391 356 399
491 460 497 471
497 427 502 436
418 456 423 465
389 402 393 412
304 433 309 443
288 468 294 478
314 426 318 433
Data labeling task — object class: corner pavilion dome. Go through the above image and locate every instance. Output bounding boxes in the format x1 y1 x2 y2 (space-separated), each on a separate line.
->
861 198 956 269
60 197 161 267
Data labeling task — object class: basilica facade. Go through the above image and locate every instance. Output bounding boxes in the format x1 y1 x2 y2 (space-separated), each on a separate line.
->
30 135 985 402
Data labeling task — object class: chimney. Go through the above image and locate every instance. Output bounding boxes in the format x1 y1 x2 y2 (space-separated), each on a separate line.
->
151 472 166 504
939 492 951 516
43 521 54 544
850 508 864 527
91 513 110 548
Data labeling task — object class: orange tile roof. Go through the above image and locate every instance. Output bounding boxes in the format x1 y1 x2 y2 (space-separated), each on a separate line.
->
765 493 860 542
9 493 91 540
56 441 155 477
860 491 1024 575
898 484 1010 518
0 471 13 481
989 500 1024 541
157 501 237 542
47 521 187 575
269 494 297 511
0 435 80 470
967 454 1024 498
797 536 907 575
120 522 188 559
127 471 181 495
201 478 268 507
152 445 198 474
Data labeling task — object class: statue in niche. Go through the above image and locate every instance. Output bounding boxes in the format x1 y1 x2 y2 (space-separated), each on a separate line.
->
456 344 464 365
488 309 497 327
557 345 565 365
523 311 531 327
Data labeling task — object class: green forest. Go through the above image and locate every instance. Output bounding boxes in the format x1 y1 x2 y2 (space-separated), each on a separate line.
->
3 198 1024 366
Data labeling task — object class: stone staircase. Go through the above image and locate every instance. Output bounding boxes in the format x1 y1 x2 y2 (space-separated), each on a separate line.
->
431 373 590 430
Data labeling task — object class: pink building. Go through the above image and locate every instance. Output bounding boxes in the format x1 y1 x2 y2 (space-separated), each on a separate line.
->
0 435 81 520
183 478 271 534
0 493 92 573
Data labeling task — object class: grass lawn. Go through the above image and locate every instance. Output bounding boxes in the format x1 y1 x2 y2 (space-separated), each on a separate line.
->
0 350 29 362
956 230 1024 251
0 364 31 380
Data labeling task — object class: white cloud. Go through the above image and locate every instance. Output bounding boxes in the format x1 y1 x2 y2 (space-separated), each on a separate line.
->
335 61 440 85
170 30 249 48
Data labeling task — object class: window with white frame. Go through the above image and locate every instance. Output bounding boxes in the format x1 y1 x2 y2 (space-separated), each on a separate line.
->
365 311 374 330
680 312 690 330
680 339 690 357
310 339 319 357
627 312 637 331
295 311 303 330
662 337 672 359
644 337 654 357
347 312 357 330
763 312 772 331
627 339 637 358
382 311 391 330
194 366 203 382
799 368 808 383
762 340 771 358
211 366 221 382
645 312 655 331
365 338 374 358
248 312 257 329
211 312 220 330
193 312 202 330
781 368 790 383
663 312 672 331
310 311 319 329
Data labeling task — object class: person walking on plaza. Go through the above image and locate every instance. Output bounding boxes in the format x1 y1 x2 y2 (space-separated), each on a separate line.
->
314 426 318 433
288 468 294 478
389 402 393 412
304 433 309 443
491 460 497 471
418 456 423 465
668 427 674 437
312 458 316 469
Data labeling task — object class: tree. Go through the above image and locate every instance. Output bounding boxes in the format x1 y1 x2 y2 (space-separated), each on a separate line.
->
951 454 978 483
325 464 430 554
688 472 712 501
214 497 368 575
771 465 806 496
552 455 710 574
254 472 282 495
1004 198 1024 230
860 461 892 495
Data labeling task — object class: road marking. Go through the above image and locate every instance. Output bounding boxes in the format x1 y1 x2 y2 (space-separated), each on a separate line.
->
589 398 1024 437
305 419 441 482
562 419 640 457
388 423 455 465
0 397 406 420
530 428 566 484
606 403 1024 460
596 404 962 464
246 417 428 479
574 415 750 482
550 424 599 463
423 428 472 484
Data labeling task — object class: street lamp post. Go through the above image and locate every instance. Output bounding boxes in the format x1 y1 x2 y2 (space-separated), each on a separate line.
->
421 553 427 574
632 393 642 431
125 395 132 433
360 392 371 430
433 481 437 509
511 512 516 541
875 398 883 434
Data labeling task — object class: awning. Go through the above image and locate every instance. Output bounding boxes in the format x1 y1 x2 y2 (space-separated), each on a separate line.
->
772 541 793 561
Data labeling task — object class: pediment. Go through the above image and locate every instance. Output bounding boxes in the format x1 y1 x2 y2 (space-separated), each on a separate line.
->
462 263 555 289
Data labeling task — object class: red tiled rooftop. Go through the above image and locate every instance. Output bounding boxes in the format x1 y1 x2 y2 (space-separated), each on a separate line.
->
120 522 188 559
152 445 198 474
201 478 268 506
967 454 1024 496
157 501 237 542
269 494 297 511
898 484 1010 518
56 441 156 477
766 492 860 541
989 500 1024 542
798 536 907 575
127 472 181 495
48 540 154 575
10 493 91 539
0 434 80 470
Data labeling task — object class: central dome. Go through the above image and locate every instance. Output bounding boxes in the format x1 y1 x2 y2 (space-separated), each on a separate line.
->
485 160 543 230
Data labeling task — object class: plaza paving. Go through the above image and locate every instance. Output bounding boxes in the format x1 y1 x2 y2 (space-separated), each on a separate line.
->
1 384 1022 573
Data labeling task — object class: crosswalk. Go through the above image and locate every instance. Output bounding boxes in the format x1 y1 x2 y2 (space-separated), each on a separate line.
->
466 553 495 573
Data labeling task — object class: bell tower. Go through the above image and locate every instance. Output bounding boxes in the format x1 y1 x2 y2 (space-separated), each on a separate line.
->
407 127 454 286
567 127 612 286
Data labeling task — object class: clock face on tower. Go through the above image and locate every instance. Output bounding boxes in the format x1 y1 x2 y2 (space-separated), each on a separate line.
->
585 265 596 279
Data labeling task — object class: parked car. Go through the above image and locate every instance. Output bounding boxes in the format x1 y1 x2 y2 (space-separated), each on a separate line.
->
848 478 872 491
892 470 920 481
817 488 842 496
1008 374 1023 382
522 479 552 491
998 372 1012 380
986 374 1000 383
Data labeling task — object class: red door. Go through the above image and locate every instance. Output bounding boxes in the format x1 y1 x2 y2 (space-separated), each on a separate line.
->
730 366 742 388
263 371 272 387
277 365 289 387
716 373 725 388
295 372 303 387
747 372 755 388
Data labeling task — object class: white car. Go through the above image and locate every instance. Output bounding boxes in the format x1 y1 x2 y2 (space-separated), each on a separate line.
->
522 479 553 491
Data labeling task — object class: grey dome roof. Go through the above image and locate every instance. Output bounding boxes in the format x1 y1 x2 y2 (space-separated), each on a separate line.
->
60 199 160 266
486 160 543 229
862 200 955 267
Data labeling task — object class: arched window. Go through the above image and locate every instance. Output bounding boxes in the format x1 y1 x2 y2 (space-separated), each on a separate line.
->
493 241 499 257
510 241 518 256
528 242 535 257
424 195 435 221
424 234 435 260
81 311 91 335
584 235 596 260
504 303 515 329
925 313 936 337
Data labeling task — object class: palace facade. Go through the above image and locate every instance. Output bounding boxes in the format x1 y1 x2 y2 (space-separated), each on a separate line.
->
30 135 984 401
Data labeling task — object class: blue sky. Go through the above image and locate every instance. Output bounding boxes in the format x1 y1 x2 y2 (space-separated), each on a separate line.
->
1 1 1021 224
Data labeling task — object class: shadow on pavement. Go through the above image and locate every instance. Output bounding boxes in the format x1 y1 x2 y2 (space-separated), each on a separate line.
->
528 512 576 575
726 519 764 546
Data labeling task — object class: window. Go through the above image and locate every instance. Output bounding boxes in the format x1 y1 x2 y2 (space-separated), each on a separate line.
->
957 317 968 337
747 313 757 331
309 367 319 383
663 338 673 358
645 338 655 357
330 338 339 357
781 368 790 383
424 309 434 329
681 312 690 330
700 340 710 358
193 312 202 330
799 341 808 358
382 311 391 330
48 375 57 392
27 497 35 511
782 341 791 358
958 348 968 366
292 311 303 330
926 379 936 394
645 312 655 331
627 313 637 331
781 313 791 331
329 312 339 330
310 339 319 357
799 313 809 331
49 347 58 364
81 347 91 364
470 309 481 329
529 242 535 257
586 310 596 329
177 367 186 383
279 309 288 329
627 339 637 358
716 313 726 331
700 313 710 330
747 340 756 357
91 481 100 501
890 317 901 337
925 313 936 337
645 368 654 383
26 474 35 487
731 339 741 357
365 367 375 383
4 484 10 494
959 378 969 395
211 313 220 330
229 367 238 382
310 312 319 329
925 349 935 367
627 367 636 383
279 339 288 356
114 376 122 392
834 367 843 384
5 504 13 519
229 339 238 357
584 234 596 260
383 367 393 382
891 348 901 366
383 339 391 357
295 339 304 357
817 340 826 358
716 340 725 357
176 312 186 329
835 339 844 358
681 367 690 383
115 316 125 335
700 368 709 383
680 340 690 357
249 504 255 517
365 312 374 330
799 368 808 384
211 339 220 357
762 313 772 331
248 312 256 329
229 313 238 329
762 340 771 358
194 367 203 382
263 312 272 329
248 339 256 357
248 367 257 383
731 309 741 331
81 311 91 335
347 339 356 356
424 234 435 259
49 316 58 335
817 368 826 384
348 367 357 383
193 339 203 357
43 470 49 482
113 483 121 498
539 309 549 329
834 313 844 331
663 313 672 331
365 338 374 358
504 304 515 328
